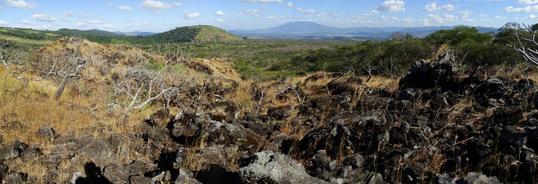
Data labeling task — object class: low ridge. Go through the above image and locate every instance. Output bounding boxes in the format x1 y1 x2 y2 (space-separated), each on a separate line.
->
148 25 243 43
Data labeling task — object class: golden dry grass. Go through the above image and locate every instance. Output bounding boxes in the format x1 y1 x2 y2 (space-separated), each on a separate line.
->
361 76 399 90
0 65 151 149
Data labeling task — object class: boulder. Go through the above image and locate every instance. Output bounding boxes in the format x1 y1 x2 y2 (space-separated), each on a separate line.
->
37 126 56 140
103 163 129 184
175 169 201 184
489 106 523 125
194 164 241 184
168 110 200 143
239 151 329 184
19 146 42 160
0 163 7 181
399 53 455 90
267 106 291 121
0 141 28 161
3 172 27 184
129 175 153 184
459 172 502 184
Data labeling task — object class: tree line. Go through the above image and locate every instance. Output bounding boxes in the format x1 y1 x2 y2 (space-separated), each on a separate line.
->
287 23 533 77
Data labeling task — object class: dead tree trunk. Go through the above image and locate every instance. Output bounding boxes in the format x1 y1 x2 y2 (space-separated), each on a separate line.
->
0 43 7 66
55 75 70 100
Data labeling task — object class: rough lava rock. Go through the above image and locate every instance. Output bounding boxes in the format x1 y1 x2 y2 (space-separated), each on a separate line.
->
0 141 27 161
239 151 329 184
37 126 56 140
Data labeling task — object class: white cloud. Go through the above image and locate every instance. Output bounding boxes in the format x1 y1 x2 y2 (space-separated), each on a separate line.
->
118 5 132 11
216 18 224 22
296 7 316 14
241 9 263 17
184 11 201 19
33 13 57 22
142 0 172 11
4 0 36 9
376 0 405 12
75 18 113 30
505 5 538 12
519 0 538 4
529 14 538 19
0 20 7 26
287 2 293 7
424 14 456 25
64 11 74 16
215 10 225 16
381 16 414 24
425 2 455 12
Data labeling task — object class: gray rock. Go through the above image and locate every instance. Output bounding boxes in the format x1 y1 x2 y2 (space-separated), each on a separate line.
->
20 146 42 160
127 160 154 176
103 163 129 184
464 172 502 184
0 163 8 180
78 138 114 166
239 151 329 184
152 171 171 183
37 126 56 140
107 134 122 151
0 140 27 161
175 169 201 184
3 172 27 184
366 173 386 184
170 111 199 138
436 172 501 184
129 175 153 184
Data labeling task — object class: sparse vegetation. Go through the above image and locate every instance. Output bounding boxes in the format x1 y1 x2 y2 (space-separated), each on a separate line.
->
0 24 537 184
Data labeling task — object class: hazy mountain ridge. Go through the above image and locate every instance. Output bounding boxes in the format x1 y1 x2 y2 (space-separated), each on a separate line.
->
233 21 498 40
115 31 155 37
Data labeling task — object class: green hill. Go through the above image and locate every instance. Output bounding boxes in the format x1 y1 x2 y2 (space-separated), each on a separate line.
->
54 28 132 43
0 25 242 45
55 28 123 37
147 25 243 43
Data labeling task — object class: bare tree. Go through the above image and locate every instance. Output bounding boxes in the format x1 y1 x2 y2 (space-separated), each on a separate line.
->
36 54 87 100
111 65 181 123
361 65 377 82
510 23 538 65
0 42 8 66
53 57 86 100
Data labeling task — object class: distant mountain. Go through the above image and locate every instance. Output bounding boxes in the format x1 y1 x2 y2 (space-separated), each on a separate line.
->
116 31 155 37
234 21 498 40
148 25 242 43
55 28 124 37
252 21 346 34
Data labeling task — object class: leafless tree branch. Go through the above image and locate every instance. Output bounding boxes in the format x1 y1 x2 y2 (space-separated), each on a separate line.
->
510 23 538 65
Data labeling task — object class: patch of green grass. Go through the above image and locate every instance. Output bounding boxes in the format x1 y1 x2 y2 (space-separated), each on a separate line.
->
172 64 187 74
143 40 355 80
0 35 53 46
145 59 165 71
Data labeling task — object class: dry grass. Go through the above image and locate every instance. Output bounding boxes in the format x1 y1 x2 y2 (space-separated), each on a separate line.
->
0 65 150 149
361 76 399 90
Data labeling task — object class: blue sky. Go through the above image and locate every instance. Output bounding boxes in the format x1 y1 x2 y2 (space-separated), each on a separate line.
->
0 0 537 32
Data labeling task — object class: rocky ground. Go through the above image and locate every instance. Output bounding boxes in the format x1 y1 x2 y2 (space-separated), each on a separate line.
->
0 40 537 183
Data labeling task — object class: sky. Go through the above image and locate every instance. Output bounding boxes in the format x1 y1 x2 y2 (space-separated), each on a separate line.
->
0 0 537 32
